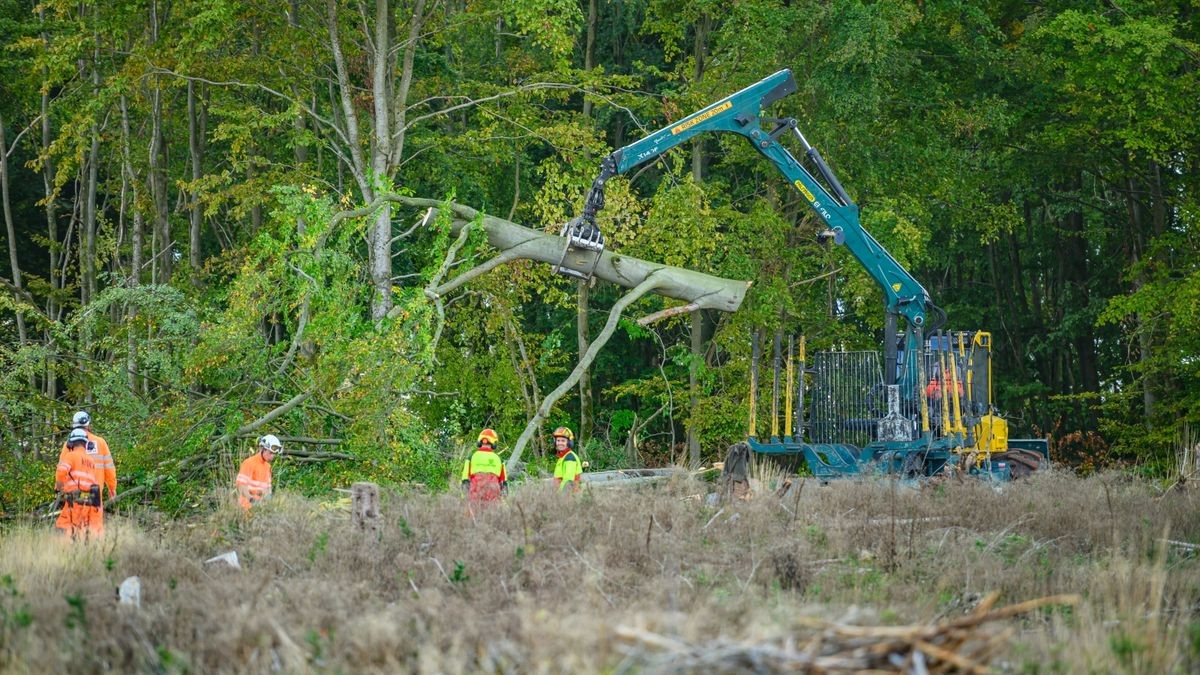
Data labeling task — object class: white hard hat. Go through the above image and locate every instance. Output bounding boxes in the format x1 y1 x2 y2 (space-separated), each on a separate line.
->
258 434 283 452
67 428 89 445
72 411 91 427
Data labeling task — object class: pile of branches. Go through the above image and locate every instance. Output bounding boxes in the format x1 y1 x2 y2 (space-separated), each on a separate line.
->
616 592 1078 674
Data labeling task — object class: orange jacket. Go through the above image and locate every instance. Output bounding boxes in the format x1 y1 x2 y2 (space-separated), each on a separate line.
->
60 430 116 499
925 378 964 399
56 445 103 536
237 453 273 510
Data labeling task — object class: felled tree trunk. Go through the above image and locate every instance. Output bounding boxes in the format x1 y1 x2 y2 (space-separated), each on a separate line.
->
452 213 749 310
380 199 751 313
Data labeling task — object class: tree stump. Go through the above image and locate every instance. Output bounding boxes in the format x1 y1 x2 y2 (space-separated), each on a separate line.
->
350 482 381 535
720 442 752 501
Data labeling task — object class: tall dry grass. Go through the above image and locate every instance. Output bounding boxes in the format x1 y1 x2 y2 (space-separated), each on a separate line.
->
0 471 1197 673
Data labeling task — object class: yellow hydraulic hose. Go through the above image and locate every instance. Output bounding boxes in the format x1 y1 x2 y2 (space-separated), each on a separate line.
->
784 338 794 438
938 340 951 437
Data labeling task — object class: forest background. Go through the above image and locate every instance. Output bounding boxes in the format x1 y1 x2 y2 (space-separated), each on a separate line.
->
1 0 1197 515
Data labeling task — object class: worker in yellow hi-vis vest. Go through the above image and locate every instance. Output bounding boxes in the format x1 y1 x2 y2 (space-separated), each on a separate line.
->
551 427 583 492
462 429 506 509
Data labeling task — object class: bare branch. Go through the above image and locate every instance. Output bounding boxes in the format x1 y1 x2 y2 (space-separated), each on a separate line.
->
144 66 346 148
397 82 578 139
637 302 701 326
422 214 475 359
506 272 666 471
215 390 313 445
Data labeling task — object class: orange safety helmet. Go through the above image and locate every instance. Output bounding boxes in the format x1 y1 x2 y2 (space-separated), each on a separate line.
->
477 428 499 447
552 426 574 448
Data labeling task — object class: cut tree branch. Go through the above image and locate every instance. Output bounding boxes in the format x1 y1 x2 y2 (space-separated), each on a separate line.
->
637 302 701 326
215 390 313 445
506 272 666 471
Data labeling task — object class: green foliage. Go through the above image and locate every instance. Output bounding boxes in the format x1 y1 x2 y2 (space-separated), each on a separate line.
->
449 560 469 585
63 593 85 631
0 575 33 632
1 0 1199 516
307 531 329 563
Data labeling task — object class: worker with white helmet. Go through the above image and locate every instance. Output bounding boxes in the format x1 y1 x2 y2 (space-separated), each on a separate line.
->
60 410 117 506
237 434 282 510
56 428 103 539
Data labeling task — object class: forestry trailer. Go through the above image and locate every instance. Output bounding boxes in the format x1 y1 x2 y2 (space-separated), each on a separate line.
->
557 69 1048 480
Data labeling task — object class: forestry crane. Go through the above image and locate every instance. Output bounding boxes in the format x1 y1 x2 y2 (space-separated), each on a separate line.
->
557 69 1046 479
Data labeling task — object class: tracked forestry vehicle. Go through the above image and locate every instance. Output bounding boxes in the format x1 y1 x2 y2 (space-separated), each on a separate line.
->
557 69 1047 480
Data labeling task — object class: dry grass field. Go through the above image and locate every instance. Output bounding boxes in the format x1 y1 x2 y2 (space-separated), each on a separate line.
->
1 470 1198 673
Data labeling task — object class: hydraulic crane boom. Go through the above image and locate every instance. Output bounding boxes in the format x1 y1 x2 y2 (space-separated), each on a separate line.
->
560 69 941 385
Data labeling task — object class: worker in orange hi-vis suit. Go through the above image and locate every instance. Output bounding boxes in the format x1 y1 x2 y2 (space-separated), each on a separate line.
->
60 411 117 506
461 428 506 510
56 428 103 540
237 435 281 510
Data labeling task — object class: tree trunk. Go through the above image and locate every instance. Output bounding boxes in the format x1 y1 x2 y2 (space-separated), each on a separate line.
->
576 0 598 444
83 53 101 307
1125 173 1155 427
40 69 58 403
688 309 702 467
397 203 750 312
577 280 593 444
121 95 142 391
0 114 28 346
686 25 709 465
188 80 203 286
582 0 597 119
368 0 395 323
149 0 170 284
690 13 711 181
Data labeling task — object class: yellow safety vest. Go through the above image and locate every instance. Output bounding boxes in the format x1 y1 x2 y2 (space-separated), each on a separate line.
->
462 449 504 481
554 451 582 490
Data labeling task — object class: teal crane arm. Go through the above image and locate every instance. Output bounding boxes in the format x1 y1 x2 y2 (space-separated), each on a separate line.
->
564 69 935 336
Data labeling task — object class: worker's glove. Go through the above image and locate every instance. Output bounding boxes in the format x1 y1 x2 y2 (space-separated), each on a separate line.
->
461 480 469 493
500 481 508 496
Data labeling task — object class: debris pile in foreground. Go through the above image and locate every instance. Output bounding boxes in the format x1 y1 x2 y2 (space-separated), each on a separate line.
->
618 592 1080 673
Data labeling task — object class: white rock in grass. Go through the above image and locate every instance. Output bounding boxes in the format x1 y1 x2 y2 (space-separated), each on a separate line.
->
118 576 141 608
204 551 241 569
